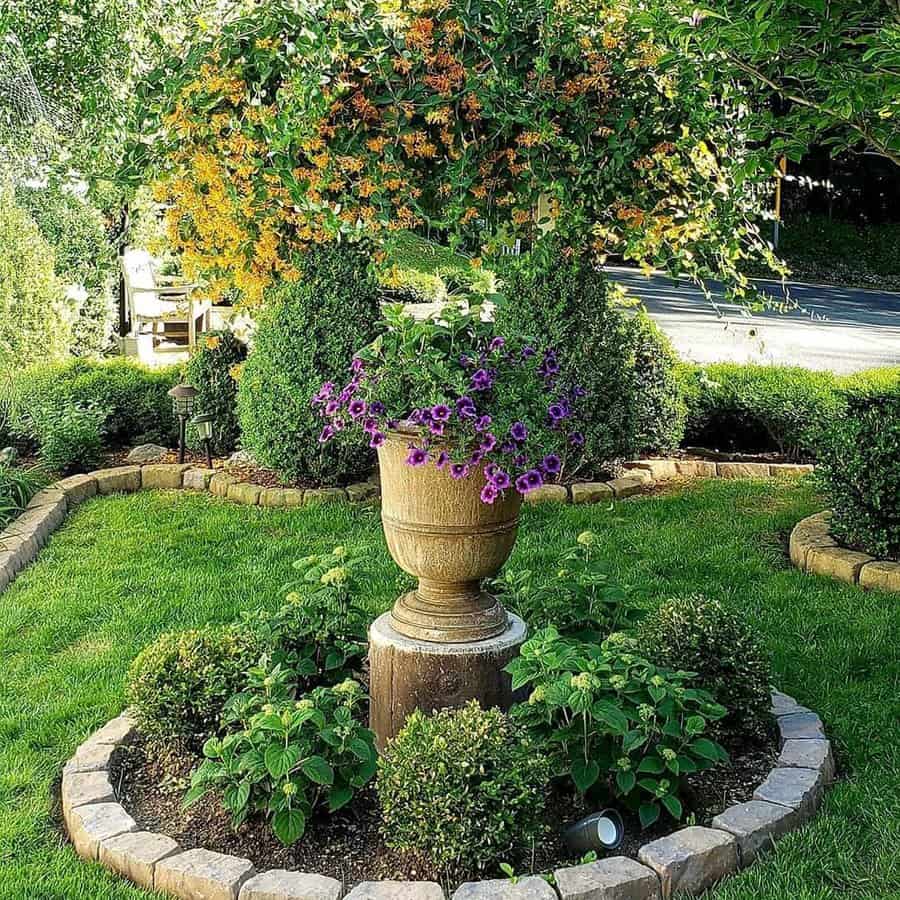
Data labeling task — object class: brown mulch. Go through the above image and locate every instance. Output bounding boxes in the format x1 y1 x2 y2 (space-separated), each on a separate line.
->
111 729 777 890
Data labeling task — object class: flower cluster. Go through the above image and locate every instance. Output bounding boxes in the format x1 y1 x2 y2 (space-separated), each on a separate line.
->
312 302 586 503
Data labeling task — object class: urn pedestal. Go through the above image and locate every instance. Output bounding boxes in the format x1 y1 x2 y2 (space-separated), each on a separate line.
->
369 430 527 747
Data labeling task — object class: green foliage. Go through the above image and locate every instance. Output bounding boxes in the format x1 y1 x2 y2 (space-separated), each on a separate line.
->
32 403 105 475
4 358 179 452
0 192 72 368
184 331 247 455
186 663 377 846
0 465 47 529
817 395 900 559
492 531 638 639
640 595 773 744
126 624 264 741
377 701 551 874
237 244 381 484
507 627 728 829
15 182 116 356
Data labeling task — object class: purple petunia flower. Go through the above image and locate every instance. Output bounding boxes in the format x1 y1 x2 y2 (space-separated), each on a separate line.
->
489 336 505 352
480 432 497 452
571 385 586 399
514 453 527 467
485 462 499 479
500 440 517 455
456 396 477 419
429 421 446 437
491 468 511 490
351 357 365 374
569 431 586 447
363 417 377 435
431 404 451 423
542 454 562 475
509 421 528 443
450 462 469 480
325 399 341 416
474 414 492 433
369 431 386 448
469 449 485 466
348 399 367 419
406 446 428 467
370 400 386 416
436 450 450 469
514 472 531 494
459 354 472 368
480 483 499 504
521 345 536 359
515 469 544 493
312 382 335 406
318 425 336 443
470 368 494 392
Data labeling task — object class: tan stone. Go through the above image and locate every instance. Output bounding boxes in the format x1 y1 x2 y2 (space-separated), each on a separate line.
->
348 883 444 900
789 513 837 569
716 462 771 479
239 869 342 900
66 802 137 861
346 481 379 502
209 472 237 497
753 766 826 821
303 487 347 505
805 545 873 584
770 463 814 478
6 503 66 546
555 856 662 900
142 464 190 490
711 800 798 866
625 458 678 480
227 481 262 505
258 488 286 507
674 460 718 478
571 482 614 504
282 488 306 507
638 826 738 899
89 712 136 745
55 473 98 505
453 877 557 899
182 467 216 491
523 483 568 504
64 740 117 774
608 476 647 499
154 848 255 900
62 770 115 814
94 466 142 495
26 488 67 510
0 531 38 571
99 830 181 891
859 560 900 593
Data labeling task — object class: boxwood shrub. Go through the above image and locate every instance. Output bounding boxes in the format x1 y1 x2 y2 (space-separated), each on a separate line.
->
237 244 381 484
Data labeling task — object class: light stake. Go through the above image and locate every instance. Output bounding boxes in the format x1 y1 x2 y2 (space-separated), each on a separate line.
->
168 384 199 464
192 412 216 469
563 809 625 855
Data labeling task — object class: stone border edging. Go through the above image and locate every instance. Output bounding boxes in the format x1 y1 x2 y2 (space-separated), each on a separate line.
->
62 690 833 900
0 458 812 597
790 511 900 593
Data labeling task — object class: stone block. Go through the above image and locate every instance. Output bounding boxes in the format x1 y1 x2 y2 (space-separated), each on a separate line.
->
0 531 39 570
155 848 255 900
62 770 115 815
769 691 805 718
26 488 67 510
711 800 798 866
637 826 738 899
674 460 718 478
94 466 142 495
183 467 216 491
66 802 137 861
859 560 900 594
228 481 262 505
346 882 444 900
282 489 306 507
7 504 65 546
571 482 614 504
89 712 136 745
805 545 873 584
608 476 647 499
555 856 661 900
259 488 287 508
55 473 98 506
346 481 379 503
523 484 568 504
100 830 181 891
453 876 557 899
625 459 678 480
777 711 826 744
304 488 347 505
239 870 342 900
64 740 117 774
127 443 169 463
716 462 771 479
778 739 835 782
210 472 237 497
753 767 825 821
770 463 814 478
142 464 190 490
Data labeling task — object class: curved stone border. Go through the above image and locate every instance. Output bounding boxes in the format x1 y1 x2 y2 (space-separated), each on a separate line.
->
0 457 812 597
790 511 900 593
63 690 832 900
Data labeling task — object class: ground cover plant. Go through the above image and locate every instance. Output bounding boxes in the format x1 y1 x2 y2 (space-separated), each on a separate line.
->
1 481 899 897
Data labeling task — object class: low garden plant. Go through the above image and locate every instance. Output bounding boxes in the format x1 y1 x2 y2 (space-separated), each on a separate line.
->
0 463 46 528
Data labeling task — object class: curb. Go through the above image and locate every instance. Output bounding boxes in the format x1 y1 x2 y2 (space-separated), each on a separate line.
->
63 691 832 900
789 511 900 593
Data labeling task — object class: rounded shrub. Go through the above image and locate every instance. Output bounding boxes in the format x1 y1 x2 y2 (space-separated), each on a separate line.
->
640 595 772 744
33 403 105 474
817 395 900 559
184 331 247 455
377 701 550 875
127 624 264 741
237 244 381 484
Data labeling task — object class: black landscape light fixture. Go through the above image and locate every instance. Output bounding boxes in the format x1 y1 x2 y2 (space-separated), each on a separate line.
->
168 383 199 464
192 412 215 469
563 809 626 855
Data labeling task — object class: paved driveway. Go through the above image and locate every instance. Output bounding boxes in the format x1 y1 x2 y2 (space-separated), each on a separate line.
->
608 267 900 374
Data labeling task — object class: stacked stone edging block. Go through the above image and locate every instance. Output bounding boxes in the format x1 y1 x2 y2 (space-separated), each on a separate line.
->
0 457 812 599
790 511 900 593
63 689 832 900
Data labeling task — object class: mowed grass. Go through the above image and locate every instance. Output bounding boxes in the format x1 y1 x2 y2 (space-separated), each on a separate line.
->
1 480 898 900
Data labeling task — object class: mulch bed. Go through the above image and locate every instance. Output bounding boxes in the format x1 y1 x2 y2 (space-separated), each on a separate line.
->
111 729 777 889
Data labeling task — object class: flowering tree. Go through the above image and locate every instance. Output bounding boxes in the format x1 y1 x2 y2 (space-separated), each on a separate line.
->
134 0 781 305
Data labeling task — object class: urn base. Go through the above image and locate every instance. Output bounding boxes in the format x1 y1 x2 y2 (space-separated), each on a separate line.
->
368 611 527 748
390 583 507 643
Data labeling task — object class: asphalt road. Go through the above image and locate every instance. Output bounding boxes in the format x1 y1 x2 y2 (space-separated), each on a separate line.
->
608 267 900 374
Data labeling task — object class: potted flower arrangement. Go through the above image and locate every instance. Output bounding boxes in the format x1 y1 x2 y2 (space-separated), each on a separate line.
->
314 301 585 644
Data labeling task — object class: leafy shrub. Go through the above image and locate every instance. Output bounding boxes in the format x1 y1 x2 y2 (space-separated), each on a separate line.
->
639 595 772 744
817 395 900 559
237 244 381 484
492 531 638 639
32 404 105 474
0 465 47 528
4 358 179 451
127 624 264 741
15 182 116 356
507 627 728 829
0 192 73 368
187 663 376 845
377 701 550 874
184 331 247 454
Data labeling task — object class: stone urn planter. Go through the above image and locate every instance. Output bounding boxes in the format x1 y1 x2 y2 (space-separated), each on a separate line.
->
369 428 528 747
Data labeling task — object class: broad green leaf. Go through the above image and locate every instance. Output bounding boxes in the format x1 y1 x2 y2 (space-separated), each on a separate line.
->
571 758 600 793
301 755 335 785
272 808 306 846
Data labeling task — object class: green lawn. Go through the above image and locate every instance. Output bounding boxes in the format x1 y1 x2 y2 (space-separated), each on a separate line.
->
1 481 898 900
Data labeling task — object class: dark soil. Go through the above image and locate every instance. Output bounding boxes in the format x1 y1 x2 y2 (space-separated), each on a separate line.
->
111 730 777 890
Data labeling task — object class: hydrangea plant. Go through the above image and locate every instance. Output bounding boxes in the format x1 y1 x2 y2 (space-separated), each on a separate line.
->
313 301 586 502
